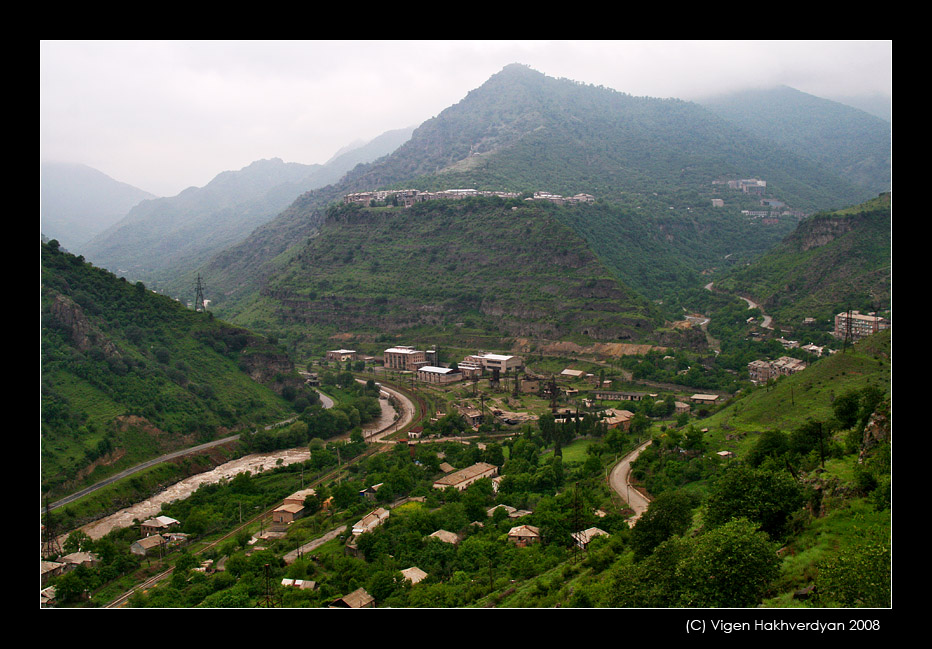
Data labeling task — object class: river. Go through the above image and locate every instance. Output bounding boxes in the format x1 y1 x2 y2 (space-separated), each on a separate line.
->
60 382 412 543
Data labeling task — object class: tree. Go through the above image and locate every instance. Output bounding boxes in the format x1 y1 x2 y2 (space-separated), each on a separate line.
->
814 522 890 607
676 518 780 607
704 464 805 541
631 489 699 560
63 529 93 554
747 429 791 467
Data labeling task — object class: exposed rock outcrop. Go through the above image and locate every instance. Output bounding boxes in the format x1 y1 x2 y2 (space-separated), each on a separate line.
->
47 292 122 359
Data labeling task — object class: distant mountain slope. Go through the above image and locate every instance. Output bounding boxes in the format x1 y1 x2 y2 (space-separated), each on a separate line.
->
714 193 891 326
40 240 297 498
699 86 891 195
227 197 664 354
201 64 874 313
81 127 414 292
40 162 156 249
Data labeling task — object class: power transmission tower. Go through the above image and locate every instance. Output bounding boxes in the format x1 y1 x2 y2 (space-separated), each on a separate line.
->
41 502 61 558
256 563 282 607
842 307 853 353
194 274 207 312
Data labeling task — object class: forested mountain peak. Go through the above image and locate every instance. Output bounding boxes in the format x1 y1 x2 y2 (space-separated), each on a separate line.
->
201 64 879 325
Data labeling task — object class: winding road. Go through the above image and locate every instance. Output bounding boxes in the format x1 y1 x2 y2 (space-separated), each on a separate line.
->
608 439 653 526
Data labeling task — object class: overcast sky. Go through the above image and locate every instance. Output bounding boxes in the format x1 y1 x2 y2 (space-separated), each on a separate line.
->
40 40 892 197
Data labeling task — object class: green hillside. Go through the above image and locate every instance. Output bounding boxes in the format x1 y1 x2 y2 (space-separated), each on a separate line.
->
700 85 891 196
40 240 299 499
224 196 664 357
198 65 874 317
706 328 890 437
714 193 891 327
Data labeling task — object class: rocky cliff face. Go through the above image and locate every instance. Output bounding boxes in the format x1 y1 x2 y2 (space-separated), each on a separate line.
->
859 398 891 463
795 216 857 252
47 292 122 359
238 351 296 391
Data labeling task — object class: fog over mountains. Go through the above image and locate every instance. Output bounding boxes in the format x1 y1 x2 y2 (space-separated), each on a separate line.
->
43 65 889 322
42 126 415 283
40 162 156 249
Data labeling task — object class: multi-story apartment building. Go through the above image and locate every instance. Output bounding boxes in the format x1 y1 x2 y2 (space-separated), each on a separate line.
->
834 311 890 342
748 356 807 384
747 359 773 384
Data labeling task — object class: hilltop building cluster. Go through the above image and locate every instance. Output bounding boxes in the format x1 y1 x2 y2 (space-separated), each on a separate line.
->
377 345 524 386
342 188 595 208
711 177 807 220
747 356 808 384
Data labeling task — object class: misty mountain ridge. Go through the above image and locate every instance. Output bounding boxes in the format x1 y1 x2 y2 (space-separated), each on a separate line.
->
197 64 883 318
79 126 415 289
40 162 156 249
698 85 891 195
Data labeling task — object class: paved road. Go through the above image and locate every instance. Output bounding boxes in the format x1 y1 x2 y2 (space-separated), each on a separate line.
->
44 388 336 514
608 439 653 526
45 434 244 512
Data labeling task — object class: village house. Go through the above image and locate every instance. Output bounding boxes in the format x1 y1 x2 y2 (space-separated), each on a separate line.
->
748 359 773 384
801 343 824 357
41 561 64 585
429 529 460 545
352 508 390 536
593 390 648 402
344 188 591 209
284 488 317 508
281 578 316 590
508 524 541 547
140 515 180 537
330 587 375 608
360 483 383 501
59 551 99 572
345 507 390 557
271 503 305 529
602 409 635 430
401 566 428 585
690 394 720 406
131 534 167 557
572 527 610 550
432 462 498 491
